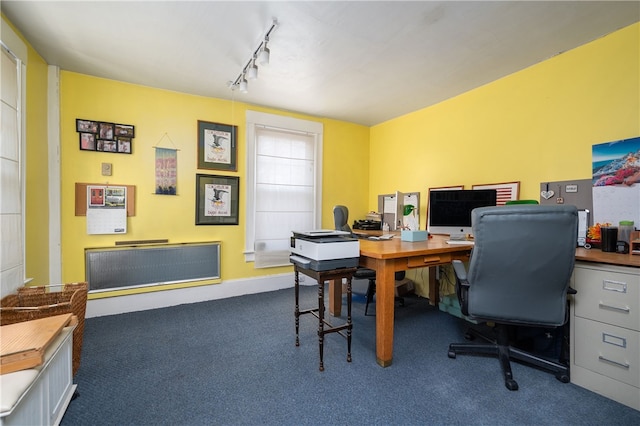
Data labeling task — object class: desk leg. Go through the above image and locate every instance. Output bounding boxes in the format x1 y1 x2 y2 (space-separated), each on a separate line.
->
428 265 440 307
376 260 395 367
328 278 342 317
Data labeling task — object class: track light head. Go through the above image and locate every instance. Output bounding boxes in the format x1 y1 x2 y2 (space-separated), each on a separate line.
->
239 76 248 93
247 58 258 80
258 40 270 66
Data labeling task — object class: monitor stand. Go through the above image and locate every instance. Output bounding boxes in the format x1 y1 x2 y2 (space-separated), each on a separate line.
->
449 233 467 241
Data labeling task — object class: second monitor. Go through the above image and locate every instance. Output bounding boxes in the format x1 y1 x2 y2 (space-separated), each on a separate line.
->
427 189 497 238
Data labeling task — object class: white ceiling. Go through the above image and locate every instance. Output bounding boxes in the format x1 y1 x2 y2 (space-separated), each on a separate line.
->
2 1 638 126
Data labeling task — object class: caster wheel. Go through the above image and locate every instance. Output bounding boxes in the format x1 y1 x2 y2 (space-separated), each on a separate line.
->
505 379 519 391
448 350 456 359
556 373 570 383
347 355 352 362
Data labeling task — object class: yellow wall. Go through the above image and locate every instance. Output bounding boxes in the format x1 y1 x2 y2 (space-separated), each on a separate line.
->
370 22 639 296
370 22 639 226
59 73 370 296
24 43 51 286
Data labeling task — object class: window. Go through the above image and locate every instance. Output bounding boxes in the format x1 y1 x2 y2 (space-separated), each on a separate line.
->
1 31 27 295
245 111 323 268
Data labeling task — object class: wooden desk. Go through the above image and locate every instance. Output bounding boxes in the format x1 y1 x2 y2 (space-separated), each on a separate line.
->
575 246 640 267
329 234 473 367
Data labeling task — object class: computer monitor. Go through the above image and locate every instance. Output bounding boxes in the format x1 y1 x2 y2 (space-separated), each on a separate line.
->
427 189 497 237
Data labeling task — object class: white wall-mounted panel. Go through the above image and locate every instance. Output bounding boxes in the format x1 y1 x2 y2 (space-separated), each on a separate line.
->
1 48 18 107
1 214 22 270
0 158 20 213
1 102 19 161
1 265 22 296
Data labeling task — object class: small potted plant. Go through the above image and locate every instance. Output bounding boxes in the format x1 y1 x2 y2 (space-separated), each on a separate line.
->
586 222 611 249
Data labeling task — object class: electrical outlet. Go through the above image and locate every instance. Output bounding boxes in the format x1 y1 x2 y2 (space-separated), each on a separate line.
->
101 162 112 176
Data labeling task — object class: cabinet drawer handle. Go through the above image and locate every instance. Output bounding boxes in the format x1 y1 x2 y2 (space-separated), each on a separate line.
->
602 279 627 293
598 355 630 369
598 302 630 313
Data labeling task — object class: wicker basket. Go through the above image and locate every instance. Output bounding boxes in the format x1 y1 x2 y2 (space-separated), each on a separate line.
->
0 282 88 376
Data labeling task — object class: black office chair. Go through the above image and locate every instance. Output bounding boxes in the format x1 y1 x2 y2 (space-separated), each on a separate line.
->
447 204 578 391
333 205 404 316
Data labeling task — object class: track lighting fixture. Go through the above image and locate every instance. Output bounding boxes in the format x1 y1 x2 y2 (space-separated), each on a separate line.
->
228 18 278 94
239 76 248 93
258 38 270 66
246 56 258 80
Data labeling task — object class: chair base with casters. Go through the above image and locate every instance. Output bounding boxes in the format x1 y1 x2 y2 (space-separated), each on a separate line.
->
448 323 570 391
446 205 579 391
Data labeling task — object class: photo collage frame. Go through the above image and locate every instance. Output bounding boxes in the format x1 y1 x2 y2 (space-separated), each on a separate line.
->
77 119 135 154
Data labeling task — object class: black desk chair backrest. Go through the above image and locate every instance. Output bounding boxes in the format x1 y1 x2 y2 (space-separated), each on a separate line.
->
449 204 578 390
333 205 406 316
466 204 577 325
333 205 352 233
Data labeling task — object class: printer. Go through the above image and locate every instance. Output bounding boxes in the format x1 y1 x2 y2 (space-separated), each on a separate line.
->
290 230 360 271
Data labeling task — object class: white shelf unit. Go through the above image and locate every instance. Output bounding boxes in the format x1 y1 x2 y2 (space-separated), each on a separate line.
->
0 327 76 425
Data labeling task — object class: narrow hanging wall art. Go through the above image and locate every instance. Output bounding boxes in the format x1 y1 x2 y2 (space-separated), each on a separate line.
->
155 147 178 195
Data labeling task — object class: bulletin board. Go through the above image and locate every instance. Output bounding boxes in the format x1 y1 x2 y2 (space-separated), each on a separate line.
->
75 182 136 216
539 179 592 225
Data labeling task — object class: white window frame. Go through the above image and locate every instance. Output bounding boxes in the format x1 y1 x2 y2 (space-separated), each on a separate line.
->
244 110 323 264
1 23 28 294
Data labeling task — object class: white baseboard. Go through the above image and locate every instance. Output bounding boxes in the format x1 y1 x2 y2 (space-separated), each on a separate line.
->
86 272 304 318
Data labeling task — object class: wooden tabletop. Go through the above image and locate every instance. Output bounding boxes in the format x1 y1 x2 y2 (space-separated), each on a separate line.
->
1 313 76 374
358 233 473 259
356 231 640 268
575 247 640 268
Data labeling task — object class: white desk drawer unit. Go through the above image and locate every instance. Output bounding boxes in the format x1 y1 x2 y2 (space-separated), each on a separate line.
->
571 261 640 411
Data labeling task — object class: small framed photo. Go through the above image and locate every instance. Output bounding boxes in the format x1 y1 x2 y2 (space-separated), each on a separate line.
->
76 119 98 133
117 137 132 154
99 122 115 140
472 181 520 205
197 121 237 171
79 132 97 151
88 186 105 207
98 139 117 152
196 174 239 225
115 124 135 138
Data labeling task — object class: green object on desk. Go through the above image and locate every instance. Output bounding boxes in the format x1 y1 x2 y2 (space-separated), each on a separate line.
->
505 200 539 205
403 204 415 215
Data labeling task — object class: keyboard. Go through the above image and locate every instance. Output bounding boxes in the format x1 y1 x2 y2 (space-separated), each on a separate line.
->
446 240 475 245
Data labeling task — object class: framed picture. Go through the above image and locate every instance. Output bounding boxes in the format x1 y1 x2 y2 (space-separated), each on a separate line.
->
117 137 132 154
79 132 97 151
99 122 115 140
114 124 135 138
472 181 520 205
88 186 105 207
76 119 98 133
98 139 117 152
197 121 237 171
196 174 239 225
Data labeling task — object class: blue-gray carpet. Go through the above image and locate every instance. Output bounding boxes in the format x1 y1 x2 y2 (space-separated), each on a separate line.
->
61 283 640 425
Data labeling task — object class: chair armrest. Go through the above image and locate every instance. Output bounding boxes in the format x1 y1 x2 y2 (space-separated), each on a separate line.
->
452 260 470 317
452 260 467 282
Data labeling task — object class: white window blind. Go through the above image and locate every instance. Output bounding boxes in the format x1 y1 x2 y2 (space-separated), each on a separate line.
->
245 111 323 268
1 33 26 295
